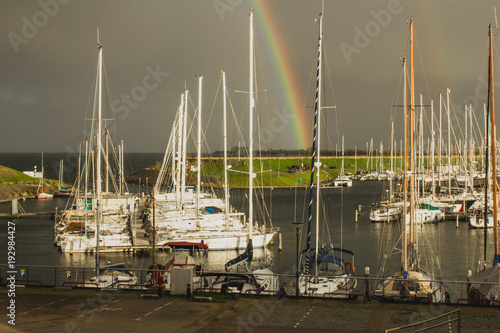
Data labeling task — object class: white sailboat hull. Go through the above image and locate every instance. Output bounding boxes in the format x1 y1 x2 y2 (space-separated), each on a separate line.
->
160 230 276 250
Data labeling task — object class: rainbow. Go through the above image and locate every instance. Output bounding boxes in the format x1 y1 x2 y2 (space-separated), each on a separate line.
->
251 0 311 149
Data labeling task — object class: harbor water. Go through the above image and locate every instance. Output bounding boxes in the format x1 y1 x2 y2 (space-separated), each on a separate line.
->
0 153 497 299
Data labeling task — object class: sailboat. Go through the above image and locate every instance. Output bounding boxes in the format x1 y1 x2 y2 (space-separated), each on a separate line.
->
36 152 54 199
467 23 500 302
208 8 279 294
372 19 448 303
55 33 137 255
332 136 353 187
284 3 357 298
54 159 74 197
150 33 278 251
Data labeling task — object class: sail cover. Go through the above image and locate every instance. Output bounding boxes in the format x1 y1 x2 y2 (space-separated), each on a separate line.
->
469 264 500 301
225 239 253 271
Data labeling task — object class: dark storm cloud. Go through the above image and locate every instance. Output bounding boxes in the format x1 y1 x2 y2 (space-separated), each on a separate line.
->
0 0 498 153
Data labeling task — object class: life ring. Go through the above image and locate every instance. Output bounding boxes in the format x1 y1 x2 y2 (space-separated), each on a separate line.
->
345 262 354 272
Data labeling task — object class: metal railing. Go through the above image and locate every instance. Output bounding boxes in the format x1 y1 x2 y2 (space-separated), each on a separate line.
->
385 309 461 332
1 264 499 308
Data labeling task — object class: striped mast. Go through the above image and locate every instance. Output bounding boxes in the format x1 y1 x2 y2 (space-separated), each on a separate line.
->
305 2 324 279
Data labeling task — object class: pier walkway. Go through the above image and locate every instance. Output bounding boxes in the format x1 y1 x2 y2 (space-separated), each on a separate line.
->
1 288 497 332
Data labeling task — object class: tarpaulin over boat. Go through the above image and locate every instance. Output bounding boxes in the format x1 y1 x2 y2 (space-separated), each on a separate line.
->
469 264 500 301
225 239 253 271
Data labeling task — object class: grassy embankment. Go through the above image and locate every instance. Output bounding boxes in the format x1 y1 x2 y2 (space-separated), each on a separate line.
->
195 156 382 188
129 155 467 188
0 165 58 201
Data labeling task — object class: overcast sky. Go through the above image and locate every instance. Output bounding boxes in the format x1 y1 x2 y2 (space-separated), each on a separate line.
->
1 0 498 154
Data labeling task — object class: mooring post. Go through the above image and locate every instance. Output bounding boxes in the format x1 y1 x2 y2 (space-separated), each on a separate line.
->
11 199 18 215
364 267 370 302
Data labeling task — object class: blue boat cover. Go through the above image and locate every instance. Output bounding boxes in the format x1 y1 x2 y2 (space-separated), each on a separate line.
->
225 239 253 271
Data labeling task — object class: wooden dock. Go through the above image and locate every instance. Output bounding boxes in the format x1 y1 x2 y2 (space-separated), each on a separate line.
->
0 211 55 219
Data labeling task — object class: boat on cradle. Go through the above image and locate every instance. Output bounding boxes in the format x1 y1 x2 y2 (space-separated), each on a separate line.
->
372 19 448 304
284 2 357 298
467 23 500 303
84 262 141 289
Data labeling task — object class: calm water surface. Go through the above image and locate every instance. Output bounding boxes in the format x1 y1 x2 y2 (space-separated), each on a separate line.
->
0 153 497 299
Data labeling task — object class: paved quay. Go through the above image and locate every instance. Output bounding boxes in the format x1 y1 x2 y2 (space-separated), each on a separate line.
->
1 288 499 332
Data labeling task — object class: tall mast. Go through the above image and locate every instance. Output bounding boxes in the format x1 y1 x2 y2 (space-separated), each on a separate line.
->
249 8 255 241
40 152 44 192
96 31 103 274
390 122 394 202
181 89 188 213
489 24 499 264
409 19 416 252
431 100 435 198
403 57 408 273
176 94 184 209
447 88 452 196
465 105 468 191
196 75 203 226
314 2 325 280
305 4 324 278
439 94 442 190
105 133 109 193
223 70 229 229
171 114 177 194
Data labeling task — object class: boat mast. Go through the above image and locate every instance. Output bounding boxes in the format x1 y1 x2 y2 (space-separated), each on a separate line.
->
465 105 468 191
447 88 451 196
181 90 189 213
439 94 442 192
403 57 408 273
249 8 255 242
488 24 499 264
223 70 230 230
96 31 103 274
314 1 324 280
390 122 394 202
40 152 44 192
176 94 184 209
431 99 435 198
196 75 203 227
409 18 416 259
